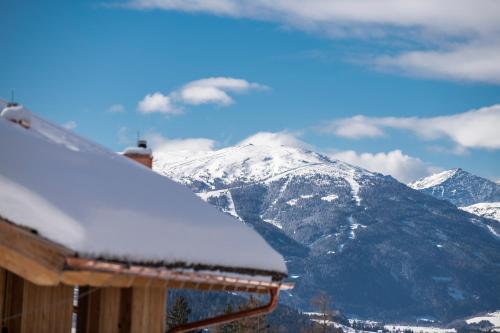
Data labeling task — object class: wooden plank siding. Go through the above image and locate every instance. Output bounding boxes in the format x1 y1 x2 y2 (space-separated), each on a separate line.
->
1 271 73 333
77 287 122 333
1 271 24 333
76 286 166 333
20 279 74 333
0 268 5 327
129 286 167 333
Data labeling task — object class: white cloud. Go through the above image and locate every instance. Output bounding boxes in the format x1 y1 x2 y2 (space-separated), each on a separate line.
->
321 104 500 150
330 149 440 183
375 42 500 84
138 77 267 115
237 131 310 149
145 132 216 153
122 0 500 84
138 92 179 114
178 77 267 106
123 0 500 37
328 116 385 139
117 127 133 145
107 104 125 113
63 121 77 130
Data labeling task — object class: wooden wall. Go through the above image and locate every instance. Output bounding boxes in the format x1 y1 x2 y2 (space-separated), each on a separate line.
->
0 269 73 333
1 267 167 333
77 285 167 333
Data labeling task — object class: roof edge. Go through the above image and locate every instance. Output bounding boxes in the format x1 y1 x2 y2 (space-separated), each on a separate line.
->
64 257 293 292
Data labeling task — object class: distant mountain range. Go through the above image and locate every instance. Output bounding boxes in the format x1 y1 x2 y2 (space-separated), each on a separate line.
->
409 168 500 207
410 169 500 222
154 144 500 322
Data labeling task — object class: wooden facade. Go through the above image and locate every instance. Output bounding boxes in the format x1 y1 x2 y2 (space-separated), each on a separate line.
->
0 269 73 333
76 286 167 333
0 219 168 333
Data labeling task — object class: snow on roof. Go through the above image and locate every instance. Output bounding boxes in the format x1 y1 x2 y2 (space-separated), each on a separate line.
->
122 146 152 156
1 104 31 127
0 102 287 277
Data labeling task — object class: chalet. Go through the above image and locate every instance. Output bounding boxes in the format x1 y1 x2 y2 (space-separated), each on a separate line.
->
0 100 291 333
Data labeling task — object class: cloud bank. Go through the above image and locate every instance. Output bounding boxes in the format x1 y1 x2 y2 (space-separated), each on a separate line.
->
122 0 500 84
376 43 500 84
138 77 267 114
321 104 500 151
238 131 310 149
330 149 439 183
145 132 216 153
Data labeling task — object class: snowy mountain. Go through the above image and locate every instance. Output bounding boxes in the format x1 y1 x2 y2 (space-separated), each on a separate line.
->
460 202 500 222
154 143 500 322
409 168 500 206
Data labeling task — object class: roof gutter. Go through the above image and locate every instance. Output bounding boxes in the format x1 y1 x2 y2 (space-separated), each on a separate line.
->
167 287 279 333
64 257 293 292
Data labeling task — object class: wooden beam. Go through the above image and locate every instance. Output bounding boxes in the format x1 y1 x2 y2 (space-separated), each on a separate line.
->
62 271 135 288
128 286 167 333
0 219 72 286
64 257 292 292
77 287 123 333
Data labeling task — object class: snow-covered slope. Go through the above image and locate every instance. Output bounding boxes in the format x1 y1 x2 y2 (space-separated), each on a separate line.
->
409 168 500 206
155 143 374 207
460 202 500 222
466 311 500 331
0 102 286 275
409 169 459 190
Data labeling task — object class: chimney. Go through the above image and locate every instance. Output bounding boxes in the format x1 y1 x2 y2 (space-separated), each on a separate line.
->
123 139 153 169
1 103 31 129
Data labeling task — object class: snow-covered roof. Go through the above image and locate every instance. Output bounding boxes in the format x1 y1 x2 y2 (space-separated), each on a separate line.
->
122 146 152 156
1 104 31 127
0 101 287 278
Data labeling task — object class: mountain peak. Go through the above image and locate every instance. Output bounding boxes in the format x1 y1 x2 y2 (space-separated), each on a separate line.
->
154 143 373 193
410 168 500 206
409 168 461 190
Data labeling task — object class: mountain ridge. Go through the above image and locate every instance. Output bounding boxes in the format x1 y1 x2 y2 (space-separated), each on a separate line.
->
409 168 500 206
153 143 500 322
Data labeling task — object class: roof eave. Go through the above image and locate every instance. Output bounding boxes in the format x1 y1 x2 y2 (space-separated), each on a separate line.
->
0 217 292 292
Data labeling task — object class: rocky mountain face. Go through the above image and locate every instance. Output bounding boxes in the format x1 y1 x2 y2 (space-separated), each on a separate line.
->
154 144 500 322
409 169 500 207
410 169 500 223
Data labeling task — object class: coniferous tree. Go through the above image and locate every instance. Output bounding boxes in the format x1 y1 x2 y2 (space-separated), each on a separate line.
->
237 295 270 332
167 296 192 330
214 304 238 333
311 292 333 333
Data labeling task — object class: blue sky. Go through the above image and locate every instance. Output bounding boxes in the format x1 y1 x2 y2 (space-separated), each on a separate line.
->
1 0 499 182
